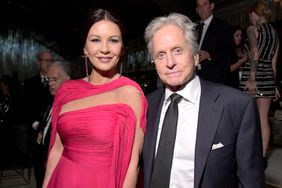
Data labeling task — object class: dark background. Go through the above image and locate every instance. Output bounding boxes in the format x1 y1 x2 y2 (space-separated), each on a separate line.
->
3 0 234 60
3 0 200 59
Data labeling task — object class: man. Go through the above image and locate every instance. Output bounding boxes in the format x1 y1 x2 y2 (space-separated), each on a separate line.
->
143 13 264 188
33 60 71 188
22 51 53 188
23 51 53 129
196 0 233 85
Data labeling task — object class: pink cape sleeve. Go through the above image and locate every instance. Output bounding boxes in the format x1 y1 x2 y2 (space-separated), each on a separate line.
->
48 82 68 154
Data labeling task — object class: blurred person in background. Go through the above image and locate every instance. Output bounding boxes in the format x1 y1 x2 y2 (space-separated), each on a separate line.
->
239 0 280 169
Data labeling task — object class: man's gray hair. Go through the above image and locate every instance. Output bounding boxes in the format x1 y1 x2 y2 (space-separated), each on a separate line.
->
49 60 71 76
144 13 198 58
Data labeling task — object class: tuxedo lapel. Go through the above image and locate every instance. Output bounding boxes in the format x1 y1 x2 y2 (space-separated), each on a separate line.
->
43 105 52 123
148 92 164 162
201 17 215 50
144 88 165 187
194 80 224 188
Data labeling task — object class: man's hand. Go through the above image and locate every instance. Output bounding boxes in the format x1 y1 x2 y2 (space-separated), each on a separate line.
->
198 50 211 62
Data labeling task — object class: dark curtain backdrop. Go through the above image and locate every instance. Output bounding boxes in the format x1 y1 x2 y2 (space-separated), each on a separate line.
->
0 29 65 81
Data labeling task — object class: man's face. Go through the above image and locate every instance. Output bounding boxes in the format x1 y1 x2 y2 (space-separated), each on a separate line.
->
196 0 214 21
151 24 198 91
47 65 69 95
38 52 53 75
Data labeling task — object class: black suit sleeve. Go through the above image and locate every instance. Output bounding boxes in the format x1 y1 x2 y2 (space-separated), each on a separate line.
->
236 99 265 187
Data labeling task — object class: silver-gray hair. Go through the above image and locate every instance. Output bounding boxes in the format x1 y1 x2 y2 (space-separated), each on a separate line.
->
49 60 71 77
144 13 198 58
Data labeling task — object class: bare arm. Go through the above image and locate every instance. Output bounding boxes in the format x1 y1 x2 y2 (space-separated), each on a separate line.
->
245 26 259 94
230 52 247 72
42 133 63 188
122 88 144 188
246 26 259 75
272 41 279 77
123 124 144 188
272 41 280 100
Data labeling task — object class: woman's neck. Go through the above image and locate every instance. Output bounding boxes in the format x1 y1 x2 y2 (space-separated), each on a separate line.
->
88 70 120 85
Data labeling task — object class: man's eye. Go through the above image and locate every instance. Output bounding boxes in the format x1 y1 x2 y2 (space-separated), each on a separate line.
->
174 48 182 55
157 53 166 60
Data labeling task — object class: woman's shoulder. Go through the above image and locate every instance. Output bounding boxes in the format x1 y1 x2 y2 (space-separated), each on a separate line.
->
118 76 143 93
55 79 85 100
116 76 147 105
56 79 85 91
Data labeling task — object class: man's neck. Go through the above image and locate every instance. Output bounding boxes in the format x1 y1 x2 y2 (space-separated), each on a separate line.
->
201 14 213 23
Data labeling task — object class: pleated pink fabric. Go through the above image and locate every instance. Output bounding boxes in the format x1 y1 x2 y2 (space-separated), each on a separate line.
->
47 76 147 188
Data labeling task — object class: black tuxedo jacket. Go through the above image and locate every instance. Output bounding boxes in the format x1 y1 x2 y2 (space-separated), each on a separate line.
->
143 79 265 188
23 74 52 126
39 105 52 162
197 16 233 85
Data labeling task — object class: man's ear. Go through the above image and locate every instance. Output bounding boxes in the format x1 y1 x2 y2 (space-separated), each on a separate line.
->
211 3 214 11
194 54 199 66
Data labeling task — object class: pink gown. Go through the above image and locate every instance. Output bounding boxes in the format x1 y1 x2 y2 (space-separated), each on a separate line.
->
47 76 147 188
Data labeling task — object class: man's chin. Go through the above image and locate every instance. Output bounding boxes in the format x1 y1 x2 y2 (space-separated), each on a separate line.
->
166 83 183 92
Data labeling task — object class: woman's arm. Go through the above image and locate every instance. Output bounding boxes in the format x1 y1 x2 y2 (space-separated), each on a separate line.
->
42 133 63 188
230 52 247 72
245 26 259 95
272 41 279 78
122 87 144 188
272 41 280 100
123 124 144 188
246 26 259 76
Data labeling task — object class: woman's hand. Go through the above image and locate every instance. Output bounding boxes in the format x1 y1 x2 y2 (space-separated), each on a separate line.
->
241 53 248 64
275 87 281 101
245 79 257 96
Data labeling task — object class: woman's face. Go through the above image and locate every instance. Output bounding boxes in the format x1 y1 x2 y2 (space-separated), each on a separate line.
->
233 29 242 46
249 12 259 26
84 20 123 73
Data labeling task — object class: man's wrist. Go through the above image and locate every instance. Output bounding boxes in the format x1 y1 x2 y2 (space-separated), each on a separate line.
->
207 52 211 61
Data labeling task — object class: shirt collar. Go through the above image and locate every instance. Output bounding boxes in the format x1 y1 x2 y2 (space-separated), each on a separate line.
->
40 73 47 83
164 76 201 105
203 14 213 27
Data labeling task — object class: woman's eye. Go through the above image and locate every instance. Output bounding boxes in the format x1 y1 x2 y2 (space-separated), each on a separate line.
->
91 38 100 43
109 39 119 43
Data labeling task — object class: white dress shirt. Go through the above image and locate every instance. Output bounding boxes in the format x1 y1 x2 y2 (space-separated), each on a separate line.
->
43 108 52 145
155 76 201 188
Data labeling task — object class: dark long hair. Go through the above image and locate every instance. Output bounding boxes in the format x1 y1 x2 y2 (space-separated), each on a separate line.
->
81 8 125 48
80 9 125 75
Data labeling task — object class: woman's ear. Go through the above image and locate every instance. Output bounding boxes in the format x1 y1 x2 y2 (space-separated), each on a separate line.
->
83 48 88 57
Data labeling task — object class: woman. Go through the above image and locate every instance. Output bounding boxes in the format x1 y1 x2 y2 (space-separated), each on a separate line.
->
43 9 148 188
230 25 247 88
240 0 280 167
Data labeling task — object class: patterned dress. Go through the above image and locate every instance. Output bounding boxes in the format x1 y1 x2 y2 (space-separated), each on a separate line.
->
239 23 279 97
